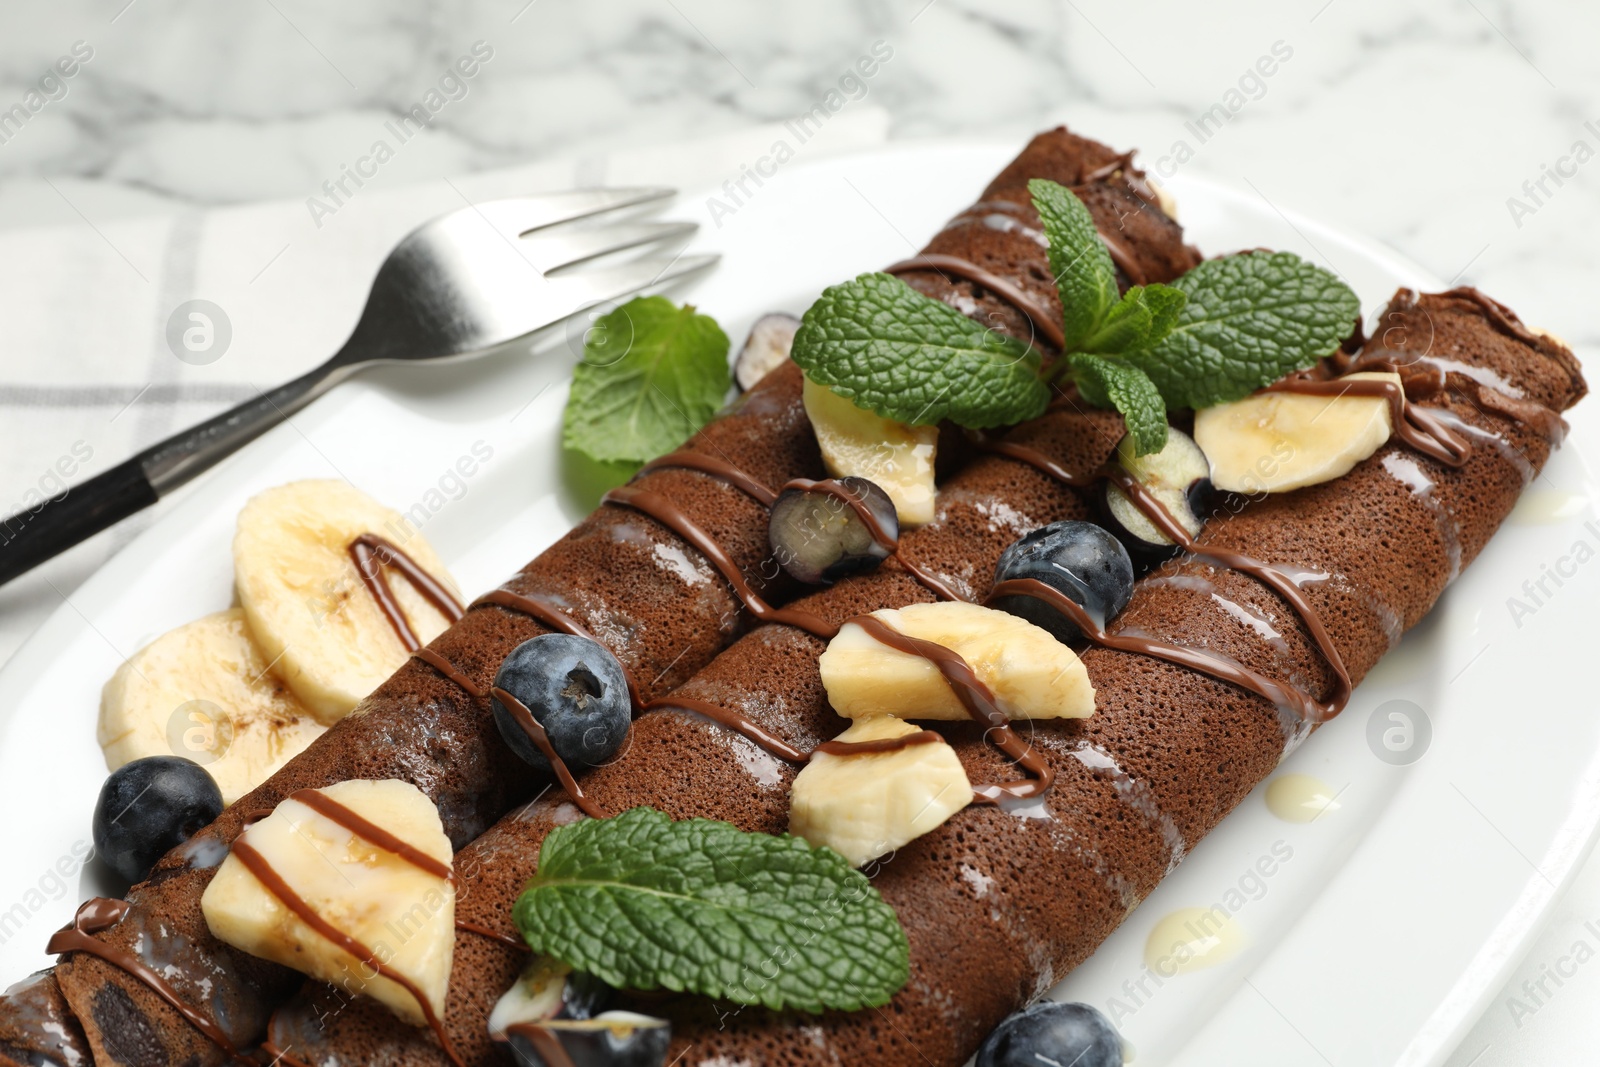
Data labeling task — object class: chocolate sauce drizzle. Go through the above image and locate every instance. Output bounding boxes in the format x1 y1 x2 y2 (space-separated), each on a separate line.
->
884 254 1066 351
347 533 465 650
850 616 1053 801
602 484 838 639
46 898 247 1061
491 687 607 820
453 919 530 953
813 728 945 758
229 788 465 1067
637 449 779 507
781 477 969 604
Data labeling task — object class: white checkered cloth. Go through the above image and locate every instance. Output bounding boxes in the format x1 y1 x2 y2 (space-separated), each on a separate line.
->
0 109 890 666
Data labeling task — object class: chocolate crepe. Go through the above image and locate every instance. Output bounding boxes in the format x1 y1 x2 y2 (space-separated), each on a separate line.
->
267 290 1582 1067
2 126 1195 1067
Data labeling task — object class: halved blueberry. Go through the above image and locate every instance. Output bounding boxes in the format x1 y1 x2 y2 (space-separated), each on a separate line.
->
768 476 898 585
1101 428 1215 560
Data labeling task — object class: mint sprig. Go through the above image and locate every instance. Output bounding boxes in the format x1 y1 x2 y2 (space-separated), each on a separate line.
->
1122 250 1362 409
562 296 731 467
1029 177 1118 350
789 272 1048 429
786 178 1361 456
512 807 910 1013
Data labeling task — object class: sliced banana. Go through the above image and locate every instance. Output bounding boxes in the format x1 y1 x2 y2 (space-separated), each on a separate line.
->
202 779 455 1027
819 601 1095 722
98 609 324 806
789 716 972 866
234 480 460 725
802 376 938 527
1194 371 1401 494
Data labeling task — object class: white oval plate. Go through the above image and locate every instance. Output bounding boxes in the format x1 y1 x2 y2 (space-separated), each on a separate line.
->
0 142 1593 1067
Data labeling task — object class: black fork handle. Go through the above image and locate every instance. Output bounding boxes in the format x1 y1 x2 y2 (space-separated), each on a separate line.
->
0 361 350 587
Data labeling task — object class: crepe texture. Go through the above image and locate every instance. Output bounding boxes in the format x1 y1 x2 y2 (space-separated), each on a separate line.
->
270 296 1581 1067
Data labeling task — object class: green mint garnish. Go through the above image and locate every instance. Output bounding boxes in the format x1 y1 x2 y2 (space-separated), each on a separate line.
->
789 272 1048 430
512 806 910 1013
562 296 731 467
1029 177 1118 350
1121 250 1362 410
785 178 1360 456
1068 352 1168 455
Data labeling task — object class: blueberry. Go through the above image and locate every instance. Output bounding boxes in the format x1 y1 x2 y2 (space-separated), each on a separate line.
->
504 1011 670 1067
492 635 632 774
92 756 224 884
1101 428 1216 561
991 521 1134 643
976 1002 1123 1067
768 476 898 585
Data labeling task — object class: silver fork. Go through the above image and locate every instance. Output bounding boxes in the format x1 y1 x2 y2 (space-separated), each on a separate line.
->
0 187 715 586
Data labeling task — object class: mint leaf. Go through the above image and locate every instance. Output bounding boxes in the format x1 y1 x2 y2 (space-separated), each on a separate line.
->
1029 178 1117 350
1124 252 1359 409
513 807 910 1013
1069 353 1168 456
562 296 731 466
790 272 1048 429
1081 283 1187 355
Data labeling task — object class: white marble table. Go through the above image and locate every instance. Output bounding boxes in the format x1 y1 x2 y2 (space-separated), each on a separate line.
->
0 1 1593 1062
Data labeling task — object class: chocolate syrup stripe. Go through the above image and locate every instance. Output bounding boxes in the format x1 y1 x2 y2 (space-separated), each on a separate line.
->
47 898 246 1061
883 255 1066 351
781 478 969 603
490 687 606 821
290 788 453 882
228 837 465 1067
637 449 780 508
850 616 1053 801
602 485 837 639
347 533 466 651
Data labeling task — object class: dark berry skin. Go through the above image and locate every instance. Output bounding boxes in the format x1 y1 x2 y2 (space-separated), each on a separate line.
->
768 476 898 585
492 635 632 775
92 756 224 884
976 1002 1123 1067
1101 428 1216 562
991 521 1135 644
506 1012 670 1067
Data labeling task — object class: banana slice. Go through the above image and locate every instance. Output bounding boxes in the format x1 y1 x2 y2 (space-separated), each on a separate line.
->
234 480 460 725
202 779 455 1027
819 601 1095 722
802 376 938 527
1194 371 1400 494
789 716 973 866
98 609 323 806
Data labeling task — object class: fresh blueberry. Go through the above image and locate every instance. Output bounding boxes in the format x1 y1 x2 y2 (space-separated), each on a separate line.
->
92 756 224 884
492 634 632 775
768 476 898 585
504 1011 670 1067
991 521 1134 643
1101 428 1216 561
976 1001 1123 1067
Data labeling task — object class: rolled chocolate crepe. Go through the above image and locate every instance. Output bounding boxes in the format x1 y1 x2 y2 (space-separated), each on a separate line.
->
267 289 1582 1066
3 126 1194 1067
27 364 824 1067
255 152 1207 1062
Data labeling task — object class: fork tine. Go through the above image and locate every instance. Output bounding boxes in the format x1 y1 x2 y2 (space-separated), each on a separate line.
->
472 189 675 237
545 253 720 314
524 221 698 273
